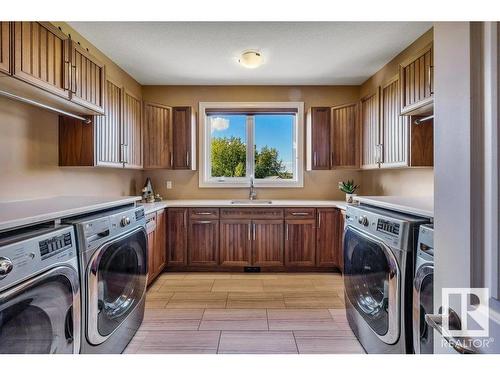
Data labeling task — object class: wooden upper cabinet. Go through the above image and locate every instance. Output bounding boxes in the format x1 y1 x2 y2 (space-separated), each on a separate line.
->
188 219 219 266
168 208 188 266
331 103 359 169
122 89 142 168
69 41 105 114
285 219 316 267
252 220 284 267
13 22 70 99
400 43 433 116
219 220 252 267
360 90 380 169
0 22 11 75
316 208 341 268
94 79 122 167
307 107 331 170
381 77 409 168
172 106 196 170
143 102 172 169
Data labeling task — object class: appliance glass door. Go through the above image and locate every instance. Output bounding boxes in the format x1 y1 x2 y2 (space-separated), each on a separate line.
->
0 266 80 354
343 226 400 343
414 264 434 354
88 228 147 343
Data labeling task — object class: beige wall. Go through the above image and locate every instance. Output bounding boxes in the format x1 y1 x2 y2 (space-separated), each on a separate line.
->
360 28 434 197
0 22 142 201
142 85 363 200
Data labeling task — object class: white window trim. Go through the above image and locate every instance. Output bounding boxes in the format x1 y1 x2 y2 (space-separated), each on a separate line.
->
198 101 304 188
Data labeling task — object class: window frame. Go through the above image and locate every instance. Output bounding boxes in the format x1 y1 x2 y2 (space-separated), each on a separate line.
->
199 102 304 188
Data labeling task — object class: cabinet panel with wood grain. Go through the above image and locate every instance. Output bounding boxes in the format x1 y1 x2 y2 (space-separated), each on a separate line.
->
172 106 194 170
155 208 167 272
143 102 172 169
252 220 284 267
307 107 331 170
122 89 142 168
361 90 380 169
167 208 188 266
331 103 359 169
316 208 341 268
188 219 219 266
219 220 252 267
0 22 11 75
285 219 316 267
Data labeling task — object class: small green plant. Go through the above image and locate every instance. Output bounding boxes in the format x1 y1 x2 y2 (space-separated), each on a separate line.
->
338 180 359 194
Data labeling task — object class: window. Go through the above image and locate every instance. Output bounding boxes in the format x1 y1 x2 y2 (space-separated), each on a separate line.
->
199 102 304 187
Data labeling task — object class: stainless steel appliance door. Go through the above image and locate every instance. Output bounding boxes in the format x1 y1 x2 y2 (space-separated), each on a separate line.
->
86 227 147 345
413 263 434 354
343 225 400 344
0 266 81 354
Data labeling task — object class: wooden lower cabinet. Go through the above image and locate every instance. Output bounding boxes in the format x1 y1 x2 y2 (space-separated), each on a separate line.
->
336 210 345 272
219 220 252 267
146 209 167 286
168 208 187 266
316 208 342 268
284 219 316 267
188 219 219 265
252 220 284 267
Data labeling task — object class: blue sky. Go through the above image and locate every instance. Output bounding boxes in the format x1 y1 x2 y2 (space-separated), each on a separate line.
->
210 114 294 172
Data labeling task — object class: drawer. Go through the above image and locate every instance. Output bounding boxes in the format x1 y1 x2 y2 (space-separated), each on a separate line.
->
220 208 284 220
189 208 219 219
285 207 316 220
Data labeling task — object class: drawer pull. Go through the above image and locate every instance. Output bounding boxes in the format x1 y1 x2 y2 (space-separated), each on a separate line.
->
291 212 309 216
195 212 213 215
194 221 212 224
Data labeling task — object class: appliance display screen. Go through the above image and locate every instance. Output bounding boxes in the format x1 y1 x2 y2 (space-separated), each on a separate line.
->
39 232 72 259
376 219 400 236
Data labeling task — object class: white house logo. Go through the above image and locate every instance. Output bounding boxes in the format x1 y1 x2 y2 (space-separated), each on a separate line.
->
442 288 489 337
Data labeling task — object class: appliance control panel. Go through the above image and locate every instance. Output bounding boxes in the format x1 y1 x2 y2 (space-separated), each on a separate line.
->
376 219 400 236
0 225 76 292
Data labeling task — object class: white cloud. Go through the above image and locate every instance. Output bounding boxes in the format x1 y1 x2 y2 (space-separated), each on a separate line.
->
211 117 229 133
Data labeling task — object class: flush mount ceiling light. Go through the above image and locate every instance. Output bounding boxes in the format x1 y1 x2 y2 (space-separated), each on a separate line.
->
238 50 263 69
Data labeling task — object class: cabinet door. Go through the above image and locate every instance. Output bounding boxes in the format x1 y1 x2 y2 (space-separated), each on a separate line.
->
316 209 341 268
70 41 105 114
252 220 284 267
400 43 433 115
0 22 10 75
381 77 409 168
122 89 142 169
337 210 345 272
168 208 187 266
284 219 316 267
361 90 380 169
94 79 122 167
146 213 156 285
172 106 193 169
331 103 359 169
155 209 167 272
143 102 172 169
13 22 70 99
219 220 252 267
188 220 219 266
309 107 331 170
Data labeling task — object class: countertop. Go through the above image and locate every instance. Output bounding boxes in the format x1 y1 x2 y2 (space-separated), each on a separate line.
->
0 196 141 232
139 199 348 215
354 195 433 218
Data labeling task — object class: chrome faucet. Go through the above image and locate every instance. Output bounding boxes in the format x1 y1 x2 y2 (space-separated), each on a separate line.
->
249 177 257 200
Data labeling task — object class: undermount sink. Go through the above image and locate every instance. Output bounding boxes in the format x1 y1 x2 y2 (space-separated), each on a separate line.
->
230 200 273 205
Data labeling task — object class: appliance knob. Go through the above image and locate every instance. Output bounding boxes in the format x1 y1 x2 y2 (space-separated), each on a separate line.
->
0 257 14 279
120 217 131 227
358 216 369 226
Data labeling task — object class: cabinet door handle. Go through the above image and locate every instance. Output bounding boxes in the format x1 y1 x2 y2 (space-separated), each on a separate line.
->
253 223 256 241
318 212 321 229
248 224 251 241
428 65 434 95
64 61 70 90
313 152 317 166
170 152 173 168
285 224 289 241
330 152 334 168
71 65 77 94
186 152 189 167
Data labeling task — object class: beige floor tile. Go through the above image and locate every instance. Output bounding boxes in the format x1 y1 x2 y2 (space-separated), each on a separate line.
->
212 279 264 292
294 331 365 354
159 279 214 292
230 273 280 280
184 273 233 280
157 272 189 280
284 293 345 309
123 331 148 354
199 309 268 330
218 331 298 354
140 308 204 330
329 308 349 323
227 292 285 309
135 331 221 354
262 279 317 292
145 299 170 308
166 292 228 308
268 309 338 330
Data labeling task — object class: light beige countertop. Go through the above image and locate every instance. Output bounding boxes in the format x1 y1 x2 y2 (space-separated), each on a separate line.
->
139 199 348 215
0 195 141 232
354 195 433 218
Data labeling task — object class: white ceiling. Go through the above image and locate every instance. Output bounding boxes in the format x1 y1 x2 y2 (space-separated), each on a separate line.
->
69 22 432 85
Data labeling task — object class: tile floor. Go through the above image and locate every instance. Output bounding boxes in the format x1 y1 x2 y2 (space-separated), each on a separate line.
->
124 272 365 354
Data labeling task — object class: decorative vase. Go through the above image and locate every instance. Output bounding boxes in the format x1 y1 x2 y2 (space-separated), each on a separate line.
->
345 193 357 204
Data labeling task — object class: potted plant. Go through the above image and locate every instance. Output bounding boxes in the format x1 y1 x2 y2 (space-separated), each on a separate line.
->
338 180 359 204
